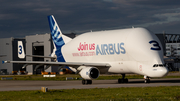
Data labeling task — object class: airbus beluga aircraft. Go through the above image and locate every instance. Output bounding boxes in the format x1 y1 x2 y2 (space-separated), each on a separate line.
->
3 15 168 84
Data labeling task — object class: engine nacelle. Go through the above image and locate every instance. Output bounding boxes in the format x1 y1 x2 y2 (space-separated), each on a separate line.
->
79 67 100 80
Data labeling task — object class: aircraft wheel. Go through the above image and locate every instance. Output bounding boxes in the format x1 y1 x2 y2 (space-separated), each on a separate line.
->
87 80 92 84
125 78 128 83
82 80 86 85
118 79 122 83
82 80 92 85
144 79 148 83
118 78 128 83
144 79 150 83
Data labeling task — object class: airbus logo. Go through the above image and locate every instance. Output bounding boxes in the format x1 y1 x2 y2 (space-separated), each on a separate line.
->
74 42 126 57
96 43 126 55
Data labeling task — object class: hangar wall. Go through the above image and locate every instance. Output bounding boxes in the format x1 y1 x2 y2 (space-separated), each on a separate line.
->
0 38 13 74
0 38 25 74
26 33 52 75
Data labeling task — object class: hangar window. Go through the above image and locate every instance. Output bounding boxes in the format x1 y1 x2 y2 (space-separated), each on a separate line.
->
166 48 170 51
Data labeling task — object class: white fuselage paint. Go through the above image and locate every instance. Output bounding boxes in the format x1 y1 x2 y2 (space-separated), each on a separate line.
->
61 28 168 78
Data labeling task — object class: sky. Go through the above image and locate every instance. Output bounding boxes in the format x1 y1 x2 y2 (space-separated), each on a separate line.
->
1 0 180 38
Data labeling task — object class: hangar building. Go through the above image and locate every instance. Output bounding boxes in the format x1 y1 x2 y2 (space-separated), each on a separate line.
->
25 33 53 75
0 38 26 74
0 33 75 75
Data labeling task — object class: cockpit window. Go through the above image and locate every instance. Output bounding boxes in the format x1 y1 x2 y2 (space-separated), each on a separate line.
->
153 64 158 67
153 64 165 67
159 64 164 67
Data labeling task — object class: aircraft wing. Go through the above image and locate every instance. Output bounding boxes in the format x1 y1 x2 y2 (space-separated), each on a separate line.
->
3 60 111 69
26 55 56 59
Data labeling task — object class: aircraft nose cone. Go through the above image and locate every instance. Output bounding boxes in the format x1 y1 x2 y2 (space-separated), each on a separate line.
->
147 67 169 77
161 67 169 77
156 67 168 77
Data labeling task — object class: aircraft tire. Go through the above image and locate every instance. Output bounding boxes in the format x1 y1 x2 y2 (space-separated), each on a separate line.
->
82 80 92 85
87 80 92 84
125 78 128 83
118 79 124 83
118 78 128 83
118 79 122 83
144 79 150 83
82 80 86 85
145 79 147 83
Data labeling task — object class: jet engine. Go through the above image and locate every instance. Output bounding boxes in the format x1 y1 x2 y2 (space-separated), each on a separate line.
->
79 67 100 80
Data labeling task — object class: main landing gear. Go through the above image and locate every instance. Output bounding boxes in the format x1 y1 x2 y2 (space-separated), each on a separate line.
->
144 76 150 83
118 74 128 83
82 80 92 85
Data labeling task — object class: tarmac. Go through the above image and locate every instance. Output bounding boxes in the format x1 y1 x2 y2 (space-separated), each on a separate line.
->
0 78 179 91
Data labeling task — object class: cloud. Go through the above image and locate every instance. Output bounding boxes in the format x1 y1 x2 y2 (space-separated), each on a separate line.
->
127 8 180 28
103 0 113 2
33 8 51 12
0 0 180 38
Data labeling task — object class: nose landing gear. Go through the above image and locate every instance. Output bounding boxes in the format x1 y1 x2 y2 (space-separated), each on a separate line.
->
144 76 150 83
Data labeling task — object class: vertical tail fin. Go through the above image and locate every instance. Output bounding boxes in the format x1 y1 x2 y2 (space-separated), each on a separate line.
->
48 15 65 62
18 41 25 59
48 15 65 48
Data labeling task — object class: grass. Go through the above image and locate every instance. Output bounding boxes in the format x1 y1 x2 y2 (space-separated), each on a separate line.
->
0 72 179 81
0 86 180 101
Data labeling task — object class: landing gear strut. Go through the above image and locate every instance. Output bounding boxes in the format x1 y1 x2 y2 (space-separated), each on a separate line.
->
82 80 92 85
118 74 128 83
144 76 150 83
